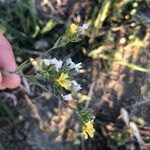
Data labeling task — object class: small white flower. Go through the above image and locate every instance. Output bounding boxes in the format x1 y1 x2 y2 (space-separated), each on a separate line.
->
43 58 62 71
79 24 89 33
73 63 82 72
71 80 82 92
66 58 82 72
62 94 73 101
50 58 63 71
43 59 51 66
66 58 72 65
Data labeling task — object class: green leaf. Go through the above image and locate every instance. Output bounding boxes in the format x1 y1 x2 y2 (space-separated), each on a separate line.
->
31 25 40 38
15 60 29 73
0 101 15 121
97 53 150 73
41 19 57 34
53 36 63 48
76 109 94 124
26 75 49 92
118 61 150 73
94 0 112 28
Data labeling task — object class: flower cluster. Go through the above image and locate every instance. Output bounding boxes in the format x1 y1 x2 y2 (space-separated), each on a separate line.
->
23 23 94 141
76 109 95 139
34 57 96 139
38 58 82 101
54 23 89 47
82 120 95 139
67 23 89 37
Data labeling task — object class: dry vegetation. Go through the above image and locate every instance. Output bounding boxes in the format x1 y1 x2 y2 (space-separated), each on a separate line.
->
0 0 150 150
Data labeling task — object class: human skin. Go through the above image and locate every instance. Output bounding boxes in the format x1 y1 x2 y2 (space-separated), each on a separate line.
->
0 33 20 90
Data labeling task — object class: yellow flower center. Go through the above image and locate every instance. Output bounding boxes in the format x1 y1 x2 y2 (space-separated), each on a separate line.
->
82 121 95 139
56 73 71 90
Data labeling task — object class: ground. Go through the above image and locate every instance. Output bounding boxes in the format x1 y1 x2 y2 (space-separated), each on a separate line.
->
0 0 150 150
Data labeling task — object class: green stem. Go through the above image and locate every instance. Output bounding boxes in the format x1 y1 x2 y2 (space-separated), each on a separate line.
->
15 37 68 74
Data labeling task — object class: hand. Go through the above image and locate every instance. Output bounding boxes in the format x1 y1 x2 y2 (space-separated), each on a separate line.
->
0 33 20 90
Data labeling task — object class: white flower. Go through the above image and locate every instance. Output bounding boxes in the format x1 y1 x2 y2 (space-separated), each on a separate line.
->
66 58 82 72
73 63 82 72
50 58 63 71
62 94 73 101
43 59 51 66
43 58 62 71
79 24 89 33
66 58 73 65
71 80 82 92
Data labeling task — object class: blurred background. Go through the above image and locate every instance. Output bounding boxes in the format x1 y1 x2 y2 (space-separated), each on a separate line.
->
0 0 150 149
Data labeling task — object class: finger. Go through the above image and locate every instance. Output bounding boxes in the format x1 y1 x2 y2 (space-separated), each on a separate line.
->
0 33 21 89
0 71 4 90
1 74 21 89
0 71 2 84
0 33 16 72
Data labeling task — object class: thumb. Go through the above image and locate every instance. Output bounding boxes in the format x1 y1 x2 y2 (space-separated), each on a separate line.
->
0 33 21 89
